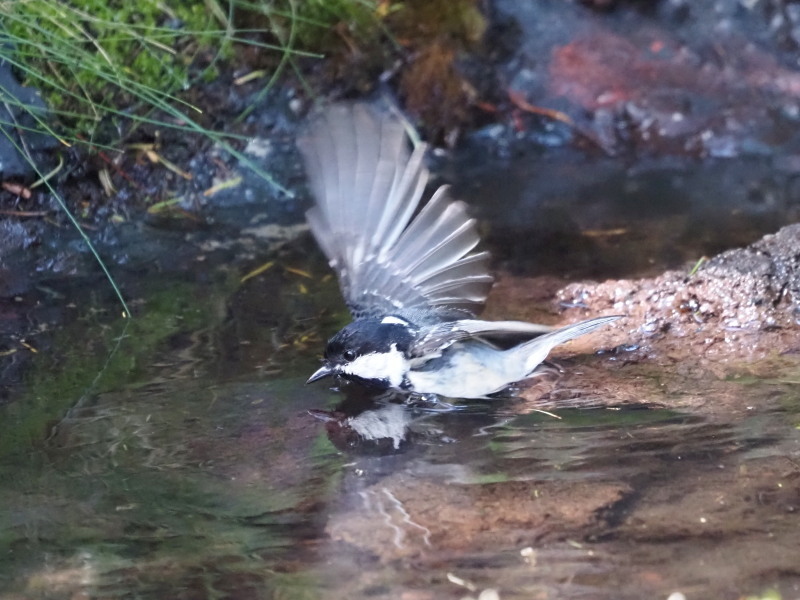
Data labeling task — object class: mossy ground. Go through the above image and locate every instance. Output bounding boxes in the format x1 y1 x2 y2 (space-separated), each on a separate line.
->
2 0 488 152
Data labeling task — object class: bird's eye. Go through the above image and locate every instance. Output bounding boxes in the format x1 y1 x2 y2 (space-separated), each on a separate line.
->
343 349 356 362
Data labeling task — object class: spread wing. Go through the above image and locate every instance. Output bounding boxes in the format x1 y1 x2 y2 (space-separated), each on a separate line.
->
410 319 556 357
410 316 620 359
298 103 493 320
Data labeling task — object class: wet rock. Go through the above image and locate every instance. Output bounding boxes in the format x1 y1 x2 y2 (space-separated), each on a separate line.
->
0 55 58 178
0 220 35 256
708 223 800 319
494 0 800 157
556 223 800 367
0 221 40 297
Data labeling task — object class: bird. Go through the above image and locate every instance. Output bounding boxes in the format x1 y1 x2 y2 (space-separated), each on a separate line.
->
298 103 619 399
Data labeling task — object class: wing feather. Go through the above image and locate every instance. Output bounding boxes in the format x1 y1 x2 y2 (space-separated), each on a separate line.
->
374 145 428 254
409 318 558 357
422 275 496 297
413 252 491 289
400 219 480 282
299 103 493 319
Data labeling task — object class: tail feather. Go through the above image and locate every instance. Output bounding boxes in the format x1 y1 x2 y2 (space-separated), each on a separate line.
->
513 315 621 375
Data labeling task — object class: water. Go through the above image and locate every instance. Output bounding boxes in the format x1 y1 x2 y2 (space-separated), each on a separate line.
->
5 383 798 599
2 259 799 600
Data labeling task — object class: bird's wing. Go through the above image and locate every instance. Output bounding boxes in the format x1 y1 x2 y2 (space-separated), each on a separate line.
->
409 319 557 357
298 103 493 320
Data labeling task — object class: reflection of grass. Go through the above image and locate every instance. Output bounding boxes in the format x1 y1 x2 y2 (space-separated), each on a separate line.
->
745 590 782 600
0 337 343 597
469 472 510 485
509 407 683 429
0 274 280 590
0 453 335 597
0 247 347 460
0 279 226 460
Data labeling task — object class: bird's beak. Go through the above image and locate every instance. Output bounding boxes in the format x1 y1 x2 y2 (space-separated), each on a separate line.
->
306 363 335 384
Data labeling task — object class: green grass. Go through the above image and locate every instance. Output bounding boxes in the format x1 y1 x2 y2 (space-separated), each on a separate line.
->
0 0 388 314
0 0 384 146
3 1 229 142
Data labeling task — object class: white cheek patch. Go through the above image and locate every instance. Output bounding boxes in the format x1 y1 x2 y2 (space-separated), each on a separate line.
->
342 344 407 388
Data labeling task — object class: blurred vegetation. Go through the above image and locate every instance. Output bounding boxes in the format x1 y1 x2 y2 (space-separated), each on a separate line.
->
1 0 487 149
0 278 230 460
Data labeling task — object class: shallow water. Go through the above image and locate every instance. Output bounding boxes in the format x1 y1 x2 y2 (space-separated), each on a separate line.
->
4 397 798 600
2 147 800 600
2 264 799 600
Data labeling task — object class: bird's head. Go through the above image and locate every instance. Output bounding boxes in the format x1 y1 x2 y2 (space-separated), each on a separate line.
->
307 316 416 389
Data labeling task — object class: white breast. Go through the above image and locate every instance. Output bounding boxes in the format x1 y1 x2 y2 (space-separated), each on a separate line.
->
406 343 521 398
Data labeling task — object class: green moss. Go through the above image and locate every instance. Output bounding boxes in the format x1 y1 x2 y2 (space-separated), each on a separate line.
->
2 0 232 140
469 472 510 485
289 0 384 48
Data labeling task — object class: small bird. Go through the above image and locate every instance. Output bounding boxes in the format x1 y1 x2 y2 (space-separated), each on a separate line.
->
299 103 619 399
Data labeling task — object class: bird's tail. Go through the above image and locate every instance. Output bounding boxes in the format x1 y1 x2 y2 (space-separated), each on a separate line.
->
511 315 621 375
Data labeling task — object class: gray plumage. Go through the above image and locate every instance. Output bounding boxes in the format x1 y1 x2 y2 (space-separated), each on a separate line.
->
300 103 621 398
298 103 493 321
